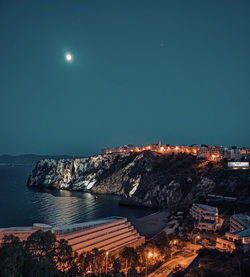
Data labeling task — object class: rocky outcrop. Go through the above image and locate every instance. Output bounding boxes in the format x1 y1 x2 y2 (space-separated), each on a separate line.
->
27 151 250 210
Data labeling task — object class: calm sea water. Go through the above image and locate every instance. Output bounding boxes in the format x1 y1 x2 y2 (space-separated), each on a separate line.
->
0 165 156 228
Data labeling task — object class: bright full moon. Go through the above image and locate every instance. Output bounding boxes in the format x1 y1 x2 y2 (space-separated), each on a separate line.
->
65 52 73 62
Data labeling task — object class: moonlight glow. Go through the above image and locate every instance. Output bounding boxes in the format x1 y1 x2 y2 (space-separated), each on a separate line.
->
65 52 73 62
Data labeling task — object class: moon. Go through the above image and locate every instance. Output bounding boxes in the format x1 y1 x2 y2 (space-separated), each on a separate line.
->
65 52 73 62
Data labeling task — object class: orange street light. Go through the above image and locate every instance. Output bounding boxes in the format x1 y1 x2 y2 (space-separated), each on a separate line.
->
105 251 109 274
148 252 153 258
145 252 153 277
195 235 200 252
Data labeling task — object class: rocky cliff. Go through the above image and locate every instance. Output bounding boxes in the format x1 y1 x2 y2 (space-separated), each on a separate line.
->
27 151 250 209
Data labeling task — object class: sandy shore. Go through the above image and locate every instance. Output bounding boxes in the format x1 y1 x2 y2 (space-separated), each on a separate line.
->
131 210 169 239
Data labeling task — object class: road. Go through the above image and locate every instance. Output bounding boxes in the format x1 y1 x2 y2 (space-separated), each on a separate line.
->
148 253 198 277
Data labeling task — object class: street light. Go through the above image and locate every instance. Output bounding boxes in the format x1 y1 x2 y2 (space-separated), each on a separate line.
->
105 251 109 274
195 235 200 252
170 239 178 260
145 252 153 277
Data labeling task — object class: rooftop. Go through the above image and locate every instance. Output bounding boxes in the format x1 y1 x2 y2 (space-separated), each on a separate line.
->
200 218 216 224
0 226 33 232
0 217 126 235
236 228 250 238
52 216 125 235
193 203 218 213
231 214 250 228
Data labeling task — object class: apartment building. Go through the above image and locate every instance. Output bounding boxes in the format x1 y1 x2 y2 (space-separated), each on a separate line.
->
216 214 250 252
190 203 218 231
197 145 222 161
0 217 145 254
197 219 217 232
216 237 236 253
190 203 218 222
230 214 250 233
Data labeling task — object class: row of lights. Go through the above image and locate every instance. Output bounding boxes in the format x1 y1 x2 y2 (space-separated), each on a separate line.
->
106 146 198 155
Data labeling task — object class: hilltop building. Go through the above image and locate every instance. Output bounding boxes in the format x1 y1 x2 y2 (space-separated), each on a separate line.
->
0 217 145 254
227 162 250 170
102 143 199 156
197 145 222 161
102 143 250 162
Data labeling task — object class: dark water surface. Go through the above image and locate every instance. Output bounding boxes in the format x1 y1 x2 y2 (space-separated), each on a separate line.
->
0 165 156 228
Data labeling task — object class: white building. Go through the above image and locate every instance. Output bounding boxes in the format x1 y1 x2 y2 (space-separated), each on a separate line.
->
228 147 241 160
227 162 249 170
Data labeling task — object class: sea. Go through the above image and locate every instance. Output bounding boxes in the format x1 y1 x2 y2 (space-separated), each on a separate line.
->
0 165 156 228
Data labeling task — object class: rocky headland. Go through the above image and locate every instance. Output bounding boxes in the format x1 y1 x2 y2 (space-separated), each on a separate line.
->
27 151 250 210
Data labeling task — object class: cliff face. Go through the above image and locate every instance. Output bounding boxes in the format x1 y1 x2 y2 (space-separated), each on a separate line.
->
27 152 250 209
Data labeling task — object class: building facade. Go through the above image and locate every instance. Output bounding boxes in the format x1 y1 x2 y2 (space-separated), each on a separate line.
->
216 214 250 252
190 203 218 231
216 237 236 252
197 146 222 161
0 217 145 254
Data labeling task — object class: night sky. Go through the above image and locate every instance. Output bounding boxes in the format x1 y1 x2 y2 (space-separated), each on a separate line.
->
1 0 250 156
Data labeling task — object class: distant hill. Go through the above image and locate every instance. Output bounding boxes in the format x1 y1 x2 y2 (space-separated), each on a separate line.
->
0 154 73 166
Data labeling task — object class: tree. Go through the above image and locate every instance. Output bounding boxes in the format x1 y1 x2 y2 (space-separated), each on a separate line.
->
151 232 170 256
25 230 56 258
121 247 139 274
112 258 121 274
0 235 24 277
77 251 94 275
56 239 74 273
92 249 106 275
201 239 209 247
23 230 59 276
112 258 124 277
0 231 77 276
127 266 139 277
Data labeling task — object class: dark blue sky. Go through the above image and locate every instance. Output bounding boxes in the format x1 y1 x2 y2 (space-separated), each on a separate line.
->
1 0 250 156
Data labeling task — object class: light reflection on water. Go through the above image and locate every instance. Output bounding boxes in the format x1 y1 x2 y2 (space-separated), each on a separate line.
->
0 165 157 228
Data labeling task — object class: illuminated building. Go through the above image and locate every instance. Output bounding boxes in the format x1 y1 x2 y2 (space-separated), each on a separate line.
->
227 162 249 170
197 145 222 161
0 217 145 254
216 237 236 252
102 143 199 157
103 143 250 162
